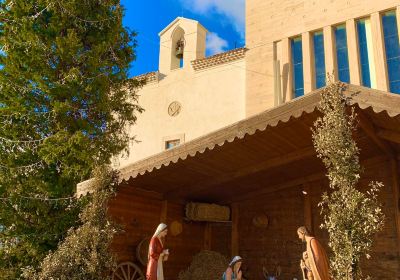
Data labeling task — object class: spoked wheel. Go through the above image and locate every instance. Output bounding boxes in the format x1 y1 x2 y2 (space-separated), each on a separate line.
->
112 262 145 280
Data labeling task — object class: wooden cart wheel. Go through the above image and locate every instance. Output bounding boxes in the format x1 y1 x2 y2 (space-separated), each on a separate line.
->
136 237 151 266
112 262 145 280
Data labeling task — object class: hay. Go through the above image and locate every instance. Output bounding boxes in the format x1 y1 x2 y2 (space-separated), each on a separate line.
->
185 203 230 222
178 250 228 280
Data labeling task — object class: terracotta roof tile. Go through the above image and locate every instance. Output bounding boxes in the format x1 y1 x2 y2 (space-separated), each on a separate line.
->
133 71 159 84
191 47 247 71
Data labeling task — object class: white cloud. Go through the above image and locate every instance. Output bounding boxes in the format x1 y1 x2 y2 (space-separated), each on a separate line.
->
206 32 229 55
180 0 245 39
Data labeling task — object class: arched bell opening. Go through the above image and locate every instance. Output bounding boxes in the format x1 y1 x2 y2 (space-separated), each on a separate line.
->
171 26 185 70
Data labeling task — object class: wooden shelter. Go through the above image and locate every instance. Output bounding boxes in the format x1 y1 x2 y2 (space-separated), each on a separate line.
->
108 85 400 279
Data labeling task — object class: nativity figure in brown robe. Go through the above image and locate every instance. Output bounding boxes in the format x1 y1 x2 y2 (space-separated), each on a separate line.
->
297 226 330 280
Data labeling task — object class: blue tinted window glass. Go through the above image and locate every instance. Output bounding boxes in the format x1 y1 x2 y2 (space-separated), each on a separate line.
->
382 11 400 94
391 81 400 93
357 19 371 87
313 31 326 88
291 37 304 97
334 25 350 83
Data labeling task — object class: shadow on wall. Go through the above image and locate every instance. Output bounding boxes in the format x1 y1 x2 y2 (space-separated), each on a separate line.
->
282 62 290 103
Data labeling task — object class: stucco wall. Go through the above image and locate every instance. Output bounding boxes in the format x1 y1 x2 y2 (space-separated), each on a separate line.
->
245 0 400 116
117 59 246 168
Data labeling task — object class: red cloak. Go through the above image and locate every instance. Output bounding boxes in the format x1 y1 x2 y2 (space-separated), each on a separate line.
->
146 237 164 280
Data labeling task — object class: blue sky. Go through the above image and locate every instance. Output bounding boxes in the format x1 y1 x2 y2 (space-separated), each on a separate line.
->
121 0 245 77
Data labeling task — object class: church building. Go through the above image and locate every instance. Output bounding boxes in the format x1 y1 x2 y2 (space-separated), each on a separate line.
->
118 0 400 169
79 1 400 279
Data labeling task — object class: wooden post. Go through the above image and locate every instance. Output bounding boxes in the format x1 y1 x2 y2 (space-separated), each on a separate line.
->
204 223 212 250
391 159 400 256
231 203 239 256
160 200 168 223
303 184 313 234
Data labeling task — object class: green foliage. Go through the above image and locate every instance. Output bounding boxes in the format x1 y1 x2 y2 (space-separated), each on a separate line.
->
312 79 385 279
22 166 120 280
0 0 142 278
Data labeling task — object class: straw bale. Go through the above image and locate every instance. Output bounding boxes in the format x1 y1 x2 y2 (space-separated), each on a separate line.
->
185 203 230 222
178 250 228 280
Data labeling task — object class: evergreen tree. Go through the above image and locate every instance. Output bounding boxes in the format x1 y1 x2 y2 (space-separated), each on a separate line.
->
0 0 142 278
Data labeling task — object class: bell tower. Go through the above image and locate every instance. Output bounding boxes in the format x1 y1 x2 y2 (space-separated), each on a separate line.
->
158 17 208 74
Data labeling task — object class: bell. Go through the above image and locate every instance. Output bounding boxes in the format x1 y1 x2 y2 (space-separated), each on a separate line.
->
175 46 183 59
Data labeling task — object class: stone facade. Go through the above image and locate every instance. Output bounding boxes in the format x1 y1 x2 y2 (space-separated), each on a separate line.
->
121 2 400 165
117 18 246 167
246 0 400 116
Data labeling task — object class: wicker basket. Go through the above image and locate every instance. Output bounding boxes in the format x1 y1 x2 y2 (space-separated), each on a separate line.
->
185 202 230 222
252 214 269 228
170 220 183 236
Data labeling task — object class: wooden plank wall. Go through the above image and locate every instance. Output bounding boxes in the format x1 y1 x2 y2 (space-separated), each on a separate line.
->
236 157 400 279
238 187 305 279
210 223 231 258
310 159 400 279
164 202 205 278
109 158 400 279
108 186 208 279
108 186 162 265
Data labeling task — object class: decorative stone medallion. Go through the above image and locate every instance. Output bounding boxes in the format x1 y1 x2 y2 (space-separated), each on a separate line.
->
168 101 181 117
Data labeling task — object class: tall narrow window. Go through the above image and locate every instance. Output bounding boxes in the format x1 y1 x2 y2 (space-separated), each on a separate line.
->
313 31 326 88
334 24 350 83
357 18 376 88
291 36 304 97
382 11 400 94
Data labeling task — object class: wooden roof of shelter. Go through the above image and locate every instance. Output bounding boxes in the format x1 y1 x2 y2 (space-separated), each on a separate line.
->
119 84 400 203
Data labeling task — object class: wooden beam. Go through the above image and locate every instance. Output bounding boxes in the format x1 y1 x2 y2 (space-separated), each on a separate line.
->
357 110 394 157
391 159 400 256
227 172 327 203
160 200 168 223
204 223 212 250
225 154 387 203
117 185 164 201
268 129 300 150
231 203 239 256
166 147 317 200
378 129 400 145
303 184 313 234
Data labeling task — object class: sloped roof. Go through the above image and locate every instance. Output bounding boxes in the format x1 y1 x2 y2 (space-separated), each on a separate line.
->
191 47 247 71
133 71 159 84
119 84 400 183
158 17 208 36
